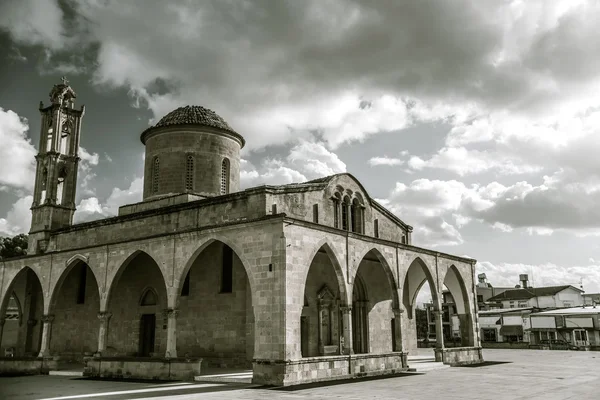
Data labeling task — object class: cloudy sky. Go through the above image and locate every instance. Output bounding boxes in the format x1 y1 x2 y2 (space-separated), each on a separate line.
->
1 0 600 298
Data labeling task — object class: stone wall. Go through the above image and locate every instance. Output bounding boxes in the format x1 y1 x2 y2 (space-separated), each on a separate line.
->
50 263 100 360
83 357 202 381
106 252 168 356
176 241 252 367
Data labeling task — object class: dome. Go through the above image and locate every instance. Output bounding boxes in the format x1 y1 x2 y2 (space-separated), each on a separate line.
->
140 105 244 147
155 105 237 133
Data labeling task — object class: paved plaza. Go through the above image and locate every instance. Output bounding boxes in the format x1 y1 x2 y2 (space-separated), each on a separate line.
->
1 349 599 400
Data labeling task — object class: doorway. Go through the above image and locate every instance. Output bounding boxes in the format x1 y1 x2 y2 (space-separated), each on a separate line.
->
139 314 156 357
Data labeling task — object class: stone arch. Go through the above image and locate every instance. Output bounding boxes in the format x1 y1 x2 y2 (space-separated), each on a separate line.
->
0 266 44 357
105 250 168 357
48 258 101 360
353 248 398 354
301 238 348 306
352 247 399 309
0 266 45 316
442 264 475 346
176 237 254 366
105 250 168 310
402 256 438 318
48 257 101 313
300 240 348 357
177 236 257 307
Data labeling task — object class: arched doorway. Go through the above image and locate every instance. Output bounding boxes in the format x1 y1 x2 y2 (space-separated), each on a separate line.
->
177 240 253 368
442 266 474 347
0 267 44 357
353 250 397 354
49 261 100 361
402 257 438 353
301 244 345 357
106 251 167 357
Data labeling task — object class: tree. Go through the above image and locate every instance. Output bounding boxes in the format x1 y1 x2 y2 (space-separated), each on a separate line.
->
0 234 28 259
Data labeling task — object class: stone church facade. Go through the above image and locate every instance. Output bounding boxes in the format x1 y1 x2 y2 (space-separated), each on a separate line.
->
0 80 482 385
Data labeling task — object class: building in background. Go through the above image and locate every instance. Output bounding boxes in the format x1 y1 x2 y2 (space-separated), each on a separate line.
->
479 308 534 344
583 293 600 306
475 273 512 311
528 306 600 350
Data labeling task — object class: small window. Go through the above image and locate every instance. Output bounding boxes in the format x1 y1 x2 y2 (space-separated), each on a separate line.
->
313 204 319 223
140 288 158 306
221 245 233 293
152 157 160 194
221 158 230 195
185 155 194 191
272 204 277 214
342 196 350 231
181 270 190 297
76 265 87 304
374 219 379 238
401 235 406 244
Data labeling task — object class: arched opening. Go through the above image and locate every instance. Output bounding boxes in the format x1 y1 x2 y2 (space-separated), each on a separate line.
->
106 252 167 357
177 240 253 368
152 157 160 194
221 158 230 195
342 196 350 231
301 244 345 357
40 168 48 204
185 154 194 191
442 266 474 347
353 250 396 354
402 257 438 353
0 267 44 357
56 166 67 206
49 261 100 361
352 275 369 353
351 198 364 234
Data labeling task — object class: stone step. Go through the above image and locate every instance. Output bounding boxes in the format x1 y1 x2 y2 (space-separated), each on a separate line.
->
194 371 253 384
49 370 84 376
407 361 450 373
407 357 436 363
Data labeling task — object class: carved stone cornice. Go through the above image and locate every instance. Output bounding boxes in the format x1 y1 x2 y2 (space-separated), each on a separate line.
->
339 306 352 314
41 315 55 323
97 312 112 322
165 308 179 319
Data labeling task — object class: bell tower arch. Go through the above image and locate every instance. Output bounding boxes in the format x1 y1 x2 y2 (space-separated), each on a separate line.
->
28 77 85 254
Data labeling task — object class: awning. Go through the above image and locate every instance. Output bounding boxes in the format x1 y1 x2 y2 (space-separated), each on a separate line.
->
500 325 523 336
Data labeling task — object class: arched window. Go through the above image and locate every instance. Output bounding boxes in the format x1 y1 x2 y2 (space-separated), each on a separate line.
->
185 155 194 191
221 158 230 195
333 192 341 229
342 196 350 231
140 288 158 306
56 167 67 205
40 168 48 204
152 157 160 194
351 198 363 234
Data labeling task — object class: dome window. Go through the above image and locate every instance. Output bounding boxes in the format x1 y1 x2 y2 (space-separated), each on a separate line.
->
221 158 230 195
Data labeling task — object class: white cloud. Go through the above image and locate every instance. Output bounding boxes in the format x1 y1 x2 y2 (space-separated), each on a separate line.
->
241 140 346 188
369 156 404 167
0 196 32 237
0 0 66 50
0 108 36 193
74 177 143 223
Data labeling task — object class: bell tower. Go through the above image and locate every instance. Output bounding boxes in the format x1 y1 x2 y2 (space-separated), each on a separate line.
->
28 77 85 254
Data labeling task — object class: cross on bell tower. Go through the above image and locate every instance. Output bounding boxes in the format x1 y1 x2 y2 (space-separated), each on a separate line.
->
28 77 85 254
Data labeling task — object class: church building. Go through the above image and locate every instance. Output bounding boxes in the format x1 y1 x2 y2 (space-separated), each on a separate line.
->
0 79 482 385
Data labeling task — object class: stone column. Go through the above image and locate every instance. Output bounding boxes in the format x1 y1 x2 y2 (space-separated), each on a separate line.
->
434 310 445 349
340 306 353 355
96 312 112 356
392 308 404 352
165 308 178 358
38 314 54 358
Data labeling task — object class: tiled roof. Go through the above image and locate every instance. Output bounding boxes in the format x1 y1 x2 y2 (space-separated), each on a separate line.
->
487 285 575 302
153 105 238 134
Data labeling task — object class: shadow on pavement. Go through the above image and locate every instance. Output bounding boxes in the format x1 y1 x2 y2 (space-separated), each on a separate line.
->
454 361 512 368
254 372 424 391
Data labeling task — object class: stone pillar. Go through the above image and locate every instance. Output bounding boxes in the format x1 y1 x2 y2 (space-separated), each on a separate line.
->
434 310 445 349
340 306 353 355
392 308 404 352
96 311 112 355
0 318 5 347
38 314 54 358
165 308 178 358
